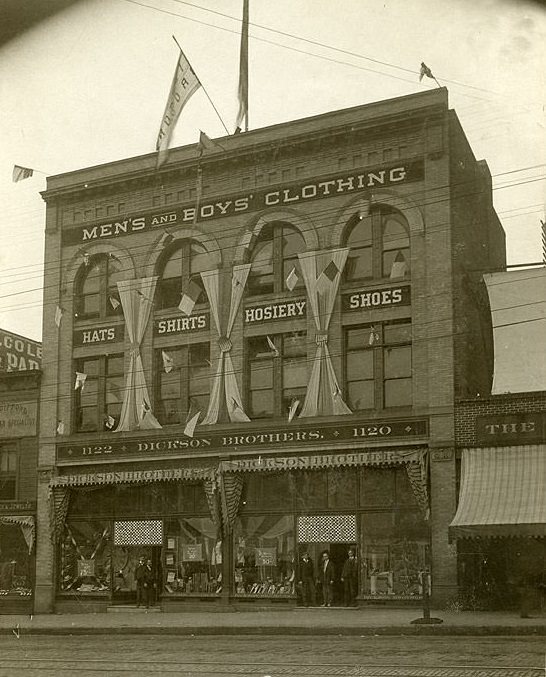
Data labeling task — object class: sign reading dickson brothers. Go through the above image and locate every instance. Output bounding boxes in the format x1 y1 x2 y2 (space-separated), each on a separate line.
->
62 160 424 245
56 418 428 462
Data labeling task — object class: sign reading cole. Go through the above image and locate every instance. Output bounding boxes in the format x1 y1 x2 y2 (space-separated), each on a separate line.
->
0 328 42 372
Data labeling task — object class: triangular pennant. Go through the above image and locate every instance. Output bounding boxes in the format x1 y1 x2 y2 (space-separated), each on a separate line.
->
74 372 87 391
368 326 380 345
105 415 116 430
316 259 340 293
56 420 65 435
184 411 201 437
285 266 298 291
390 251 407 280
288 399 300 422
178 279 202 316
54 305 63 328
162 350 174 374
109 295 121 310
198 130 223 154
266 335 279 357
419 61 434 81
12 165 33 182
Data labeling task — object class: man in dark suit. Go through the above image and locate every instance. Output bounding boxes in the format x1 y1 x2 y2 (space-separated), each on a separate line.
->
144 558 156 608
319 550 335 607
341 548 358 607
135 556 147 608
298 551 316 607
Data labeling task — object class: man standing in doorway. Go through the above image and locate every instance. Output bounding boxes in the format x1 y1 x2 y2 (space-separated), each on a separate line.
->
341 548 358 607
319 550 335 607
299 551 316 607
135 556 147 608
144 558 156 608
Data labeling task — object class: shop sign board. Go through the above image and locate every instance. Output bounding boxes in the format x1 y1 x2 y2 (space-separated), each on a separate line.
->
154 314 209 336
0 501 36 514
182 544 203 561
73 325 124 347
62 160 425 245
56 418 428 462
476 413 546 445
255 547 277 566
244 300 306 324
77 560 95 577
0 329 41 372
0 401 37 438
342 285 410 312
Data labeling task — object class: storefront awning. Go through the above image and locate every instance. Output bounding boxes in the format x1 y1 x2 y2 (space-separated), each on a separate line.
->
49 465 215 488
449 446 546 539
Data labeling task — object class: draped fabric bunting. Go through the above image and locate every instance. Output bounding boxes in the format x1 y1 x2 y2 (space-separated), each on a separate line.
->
404 450 430 520
219 473 244 535
204 479 222 537
201 265 251 424
0 516 36 554
49 486 71 543
297 249 352 417
115 277 162 431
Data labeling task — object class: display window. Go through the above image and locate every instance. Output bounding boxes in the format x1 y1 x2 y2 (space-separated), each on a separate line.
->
0 523 33 597
75 253 124 320
233 515 296 596
59 520 111 594
74 353 124 432
0 445 17 501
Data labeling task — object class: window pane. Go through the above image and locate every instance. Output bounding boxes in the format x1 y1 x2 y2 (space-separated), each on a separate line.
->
383 217 409 251
249 238 274 295
160 372 181 399
163 249 182 280
82 358 99 377
348 380 374 410
346 247 372 280
190 242 211 275
283 332 305 358
282 227 305 258
283 358 307 389
106 376 124 405
250 360 273 390
189 364 209 396
347 216 372 247
383 247 410 278
347 350 373 380
250 389 274 418
384 323 412 345
360 467 395 507
283 258 304 290
384 377 412 407
347 326 378 350
384 346 411 378
82 265 100 294
106 355 124 375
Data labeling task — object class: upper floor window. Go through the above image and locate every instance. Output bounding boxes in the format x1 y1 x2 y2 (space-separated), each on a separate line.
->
345 320 412 411
76 254 124 320
344 207 410 282
0 445 17 500
157 241 211 310
246 332 307 419
74 354 124 432
247 223 305 296
155 343 210 425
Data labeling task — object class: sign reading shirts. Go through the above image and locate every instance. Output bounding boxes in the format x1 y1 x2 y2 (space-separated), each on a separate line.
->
62 160 424 245
342 285 410 311
154 314 209 336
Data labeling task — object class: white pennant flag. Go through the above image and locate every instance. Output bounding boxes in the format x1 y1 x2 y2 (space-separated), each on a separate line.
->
368 326 380 345
184 411 200 437
109 295 121 310
285 266 298 291
162 350 174 373
56 421 65 435
74 372 87 391
266 335 279 357
55 305 63 328
105 415 116 430
288 399 300 422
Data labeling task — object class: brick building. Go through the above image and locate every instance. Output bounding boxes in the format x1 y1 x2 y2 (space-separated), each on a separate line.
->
36 88 505 613
0 330 41 613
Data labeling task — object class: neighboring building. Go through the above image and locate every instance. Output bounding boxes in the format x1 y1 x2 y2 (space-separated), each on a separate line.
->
0 331 41 614
36 88 505 613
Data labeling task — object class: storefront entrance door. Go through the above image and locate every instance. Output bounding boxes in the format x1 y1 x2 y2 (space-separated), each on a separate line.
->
298 542 357 607
111 546 161 605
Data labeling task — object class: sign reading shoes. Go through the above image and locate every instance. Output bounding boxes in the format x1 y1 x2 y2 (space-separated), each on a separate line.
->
62 160 424 245
343 285 411 311
245 300 306 324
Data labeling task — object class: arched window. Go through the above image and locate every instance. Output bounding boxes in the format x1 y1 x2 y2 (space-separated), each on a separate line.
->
157 240 211 310
75 254 124 319
344 207 410 282
247 223 305 296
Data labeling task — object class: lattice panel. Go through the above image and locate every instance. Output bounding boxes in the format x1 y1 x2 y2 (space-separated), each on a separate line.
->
297 514 356 543
113 520 163 546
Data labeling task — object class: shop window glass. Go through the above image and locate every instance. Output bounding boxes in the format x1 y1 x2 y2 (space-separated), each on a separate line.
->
295 471 328 510
156 343 210 425
327 469 357 509
59 521 111 593
359 467 395 507
346 327 375 411
75 254 124 320
233 515 295 596
0 445 17 500
75 354 124 432
241 474 292 513
248 337 274 418
70 487 114 516
395 467 418 506
163 517 221 595
247 223 305 296
157 241 210 310
382 215 410 278
0 523 32 595
345 214 372 280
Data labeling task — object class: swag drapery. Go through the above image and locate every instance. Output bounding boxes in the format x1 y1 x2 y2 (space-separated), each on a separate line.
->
115 277 161 432
297 248 352 417
0 515 35 554
200 265 251 425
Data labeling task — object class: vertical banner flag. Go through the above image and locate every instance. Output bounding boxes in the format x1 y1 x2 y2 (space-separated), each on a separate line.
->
12 165 34 182
156 48 201 168
235 0 249 132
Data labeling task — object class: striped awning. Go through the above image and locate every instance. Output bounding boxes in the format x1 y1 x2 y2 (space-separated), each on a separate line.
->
449 446 546 539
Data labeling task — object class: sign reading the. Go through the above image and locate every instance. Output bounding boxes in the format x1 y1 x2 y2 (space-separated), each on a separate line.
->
342 285 411 312
73 325 124 347
154 314 209 336
56 418 428 462
476 413 546 445
0 329 41 372
244 300 306 324
0 401 37 438
62 160 424 245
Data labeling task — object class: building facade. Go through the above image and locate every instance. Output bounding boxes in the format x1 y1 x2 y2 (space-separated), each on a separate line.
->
36 88 505 613
0 330 41 613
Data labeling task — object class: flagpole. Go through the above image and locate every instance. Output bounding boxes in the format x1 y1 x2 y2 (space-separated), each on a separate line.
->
172 35 230 136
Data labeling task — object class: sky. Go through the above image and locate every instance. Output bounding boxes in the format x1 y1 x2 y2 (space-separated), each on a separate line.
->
0 0 544 342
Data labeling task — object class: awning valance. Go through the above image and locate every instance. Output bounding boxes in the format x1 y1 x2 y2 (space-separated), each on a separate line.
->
449 446 546 539
0 515 35 553
49 465 215 488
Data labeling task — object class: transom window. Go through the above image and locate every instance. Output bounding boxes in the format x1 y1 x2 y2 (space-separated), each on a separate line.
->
0 445 17 500
345 321 412 410
345 207 410 282
74 354 124 432
155 343 210 425
247 332 307 419
157 241 211 310
247 223 305 296
76 254 124 319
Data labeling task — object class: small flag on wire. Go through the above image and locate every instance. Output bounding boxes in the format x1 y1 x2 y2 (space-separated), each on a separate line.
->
288 398 300 422
74 372 87 391
160 231 175 247
156 46 202 168
285 266 299 291
184 411 200 437
55 305 63 328
178 280 202 315
390 251 407 280
12 165 33 182
198 130 223 155
108 252 121 263
105 415 116 430
316 259 339 293
368 326 380 345
162 350 174 373
109 295 121 310
56 420 65 435
419 62 434 81
266 335 279 357
230 397 248 423
234 0 249 132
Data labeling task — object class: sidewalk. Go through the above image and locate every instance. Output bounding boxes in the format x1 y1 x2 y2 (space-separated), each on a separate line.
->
0 607 545 636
